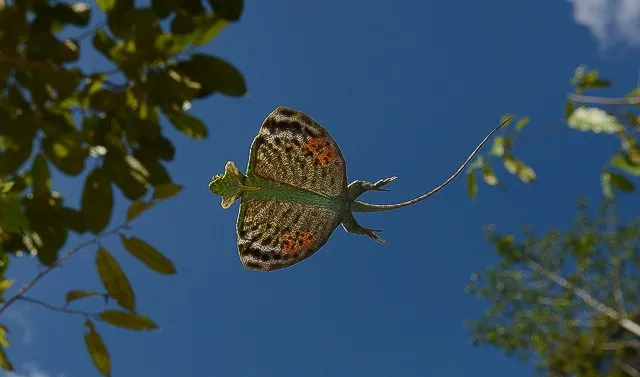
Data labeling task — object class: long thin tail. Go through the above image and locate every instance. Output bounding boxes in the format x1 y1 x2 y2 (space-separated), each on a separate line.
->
351 116 512 213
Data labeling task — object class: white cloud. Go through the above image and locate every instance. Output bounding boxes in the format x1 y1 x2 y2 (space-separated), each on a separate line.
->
4 309 33 345
1 362 60 377
568 0 640 48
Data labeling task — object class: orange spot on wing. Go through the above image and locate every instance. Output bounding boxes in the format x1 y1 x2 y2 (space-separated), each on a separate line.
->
316 148 336 166
297 232 313 249
305 138 326 154
281 234 300 255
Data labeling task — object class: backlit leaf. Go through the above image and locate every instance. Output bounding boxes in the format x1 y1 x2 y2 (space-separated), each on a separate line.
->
567 107 623 134
65 290 104 306
120 236 176 275
0 346 13 371
126 200 153 221
99 310 158 331
152 183 183 200
482 163 499 186
96 0 115 12
610 154 640 176
468 170 477 200
84 320 110 377
515 116 530 132
96 248 135 311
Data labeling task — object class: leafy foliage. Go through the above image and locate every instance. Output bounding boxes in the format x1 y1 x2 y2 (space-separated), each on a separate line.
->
467 201 640 376
466 66 640 200
0 0 245 373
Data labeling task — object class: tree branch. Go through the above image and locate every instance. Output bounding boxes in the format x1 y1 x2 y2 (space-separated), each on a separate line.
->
569 93 640 106
16 296 99 320
0 223 130 317
526 259 640 337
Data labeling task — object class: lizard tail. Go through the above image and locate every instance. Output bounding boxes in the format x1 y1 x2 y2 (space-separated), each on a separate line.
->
351 116 512 213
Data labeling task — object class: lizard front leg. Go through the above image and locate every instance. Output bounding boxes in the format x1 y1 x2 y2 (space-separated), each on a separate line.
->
340 212 387 244
346 177 397 201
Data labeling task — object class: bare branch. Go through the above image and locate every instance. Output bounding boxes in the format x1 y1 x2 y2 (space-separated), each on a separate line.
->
17 296 99 320
0 223 130 317
569 93 640 106
525 259 640 337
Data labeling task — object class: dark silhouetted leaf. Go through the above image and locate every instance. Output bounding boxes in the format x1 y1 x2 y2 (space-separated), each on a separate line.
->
0 196 29 233
81 169 113 234
120 236 176 274
31 154 51 198
126 200 153 222
65 290 104 306
607 171 635 193
166 111 208 139
99 310 158 330
84 320 110 377
152 183 183 200
96 248 135 311
176 54 246 98
207 0 243 21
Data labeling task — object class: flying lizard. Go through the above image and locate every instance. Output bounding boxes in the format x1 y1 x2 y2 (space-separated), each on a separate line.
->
209 106 509 271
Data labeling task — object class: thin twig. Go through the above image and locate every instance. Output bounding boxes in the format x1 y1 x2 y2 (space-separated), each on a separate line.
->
526 259 640 337
0 224 130 317
17 296 99 320
569 93 640 106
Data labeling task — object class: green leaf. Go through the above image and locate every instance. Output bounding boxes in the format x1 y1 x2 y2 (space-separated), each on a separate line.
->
0 195 29 233
96 248 135 311
482 163 499 186
103 154 149 200
99 310 158 331
193 15 228 46
515 116 530 132
0 325 11 348
567 107 623 134
84 320 110 377
152 183 183 199
120 236 176 274
81 169 113 234
97 0 115 12
610 154 640 176
565 100 575 119
601 172 614 199
0 346 13 371
207 0 243 21
489 136 505 157
0 181 15 194
517 163 536 183
31 154 51 198
126 200 153 222
607 171 635 193
468 170 477 200
92 28 116 60
166 111 208 139
499 114 513 128
176 54 246 98
0 280 13 292
65 290 104 306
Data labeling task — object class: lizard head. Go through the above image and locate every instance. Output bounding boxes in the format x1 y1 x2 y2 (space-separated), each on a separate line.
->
209 161 256 209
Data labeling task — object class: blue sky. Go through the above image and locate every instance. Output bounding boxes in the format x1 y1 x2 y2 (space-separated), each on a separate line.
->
3 1 640 377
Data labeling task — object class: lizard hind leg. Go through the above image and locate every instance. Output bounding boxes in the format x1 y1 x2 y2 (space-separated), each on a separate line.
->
341 212 387 245
347 176 397 201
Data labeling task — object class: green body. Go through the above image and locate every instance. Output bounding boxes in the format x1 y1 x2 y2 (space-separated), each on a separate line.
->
209 106 508 271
